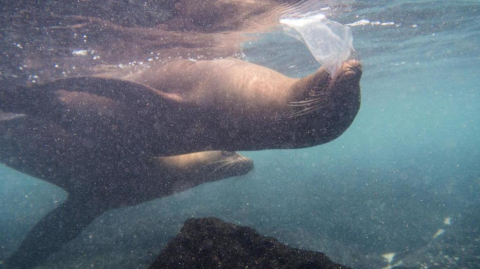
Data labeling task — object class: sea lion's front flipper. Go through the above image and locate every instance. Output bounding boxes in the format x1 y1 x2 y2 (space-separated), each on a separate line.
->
0 77 182 115
5 196 106 269
48 77 182 105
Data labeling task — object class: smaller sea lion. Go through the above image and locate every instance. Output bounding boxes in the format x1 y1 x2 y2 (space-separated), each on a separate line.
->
1 115 253 269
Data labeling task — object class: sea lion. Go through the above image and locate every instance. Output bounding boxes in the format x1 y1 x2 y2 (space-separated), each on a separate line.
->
123 58 362 152
0 58 361 268
1 115 253 269
0 58 362 156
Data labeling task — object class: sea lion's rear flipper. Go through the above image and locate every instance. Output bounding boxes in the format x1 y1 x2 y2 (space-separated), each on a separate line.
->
5 196 106 269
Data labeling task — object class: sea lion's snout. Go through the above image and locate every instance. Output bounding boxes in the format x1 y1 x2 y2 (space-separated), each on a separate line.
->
235 157 254 175
290 58 362 146
336 60 362 82
207 152 254 179
227 154 254 176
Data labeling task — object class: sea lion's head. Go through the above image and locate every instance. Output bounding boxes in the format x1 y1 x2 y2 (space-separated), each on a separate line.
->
285 59 362 148
192 59 363 152
158 151 254 194
195 151 254 181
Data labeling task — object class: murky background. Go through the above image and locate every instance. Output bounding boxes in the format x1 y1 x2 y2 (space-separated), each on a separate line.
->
1 0 479 268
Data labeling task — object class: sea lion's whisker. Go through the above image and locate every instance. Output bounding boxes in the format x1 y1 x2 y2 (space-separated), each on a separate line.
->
313 85 328 90
211 160 230 169
288 103 307 107
289 99 320 105
208 164 232 177
240 156 250 162
290 106 321 118
208 159 236 176
289 94 326 117
288 98 323 107
208 159 230 166
289 101 321 107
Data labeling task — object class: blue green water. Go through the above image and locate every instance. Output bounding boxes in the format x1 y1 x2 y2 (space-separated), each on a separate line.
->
1 1 479 268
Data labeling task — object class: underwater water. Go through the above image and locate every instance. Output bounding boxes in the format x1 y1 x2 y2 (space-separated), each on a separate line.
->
1 0 479 268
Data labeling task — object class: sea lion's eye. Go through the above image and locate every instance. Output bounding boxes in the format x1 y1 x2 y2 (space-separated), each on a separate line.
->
221 151 234 157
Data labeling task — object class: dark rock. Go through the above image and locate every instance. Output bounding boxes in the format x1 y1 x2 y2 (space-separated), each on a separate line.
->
149 217 351 269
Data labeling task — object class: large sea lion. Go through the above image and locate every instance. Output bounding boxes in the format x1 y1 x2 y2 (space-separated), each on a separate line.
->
1 58 362 156
1 115 253 269
124 58 362 152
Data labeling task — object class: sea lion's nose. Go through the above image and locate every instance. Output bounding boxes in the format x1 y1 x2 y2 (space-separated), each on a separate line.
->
343 60 362 74
237 158 254 175
337 60 362 82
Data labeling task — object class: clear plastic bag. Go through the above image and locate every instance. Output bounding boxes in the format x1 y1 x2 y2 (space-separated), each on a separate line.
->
280 14 353 77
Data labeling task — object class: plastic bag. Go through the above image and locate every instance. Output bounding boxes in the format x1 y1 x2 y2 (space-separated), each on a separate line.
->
280 13 353 77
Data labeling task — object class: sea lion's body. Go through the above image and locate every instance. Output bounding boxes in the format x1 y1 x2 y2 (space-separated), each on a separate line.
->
1 58 361 156
123 58 362 151
1 113 253 268
0 115 253 208
0 58 361 268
